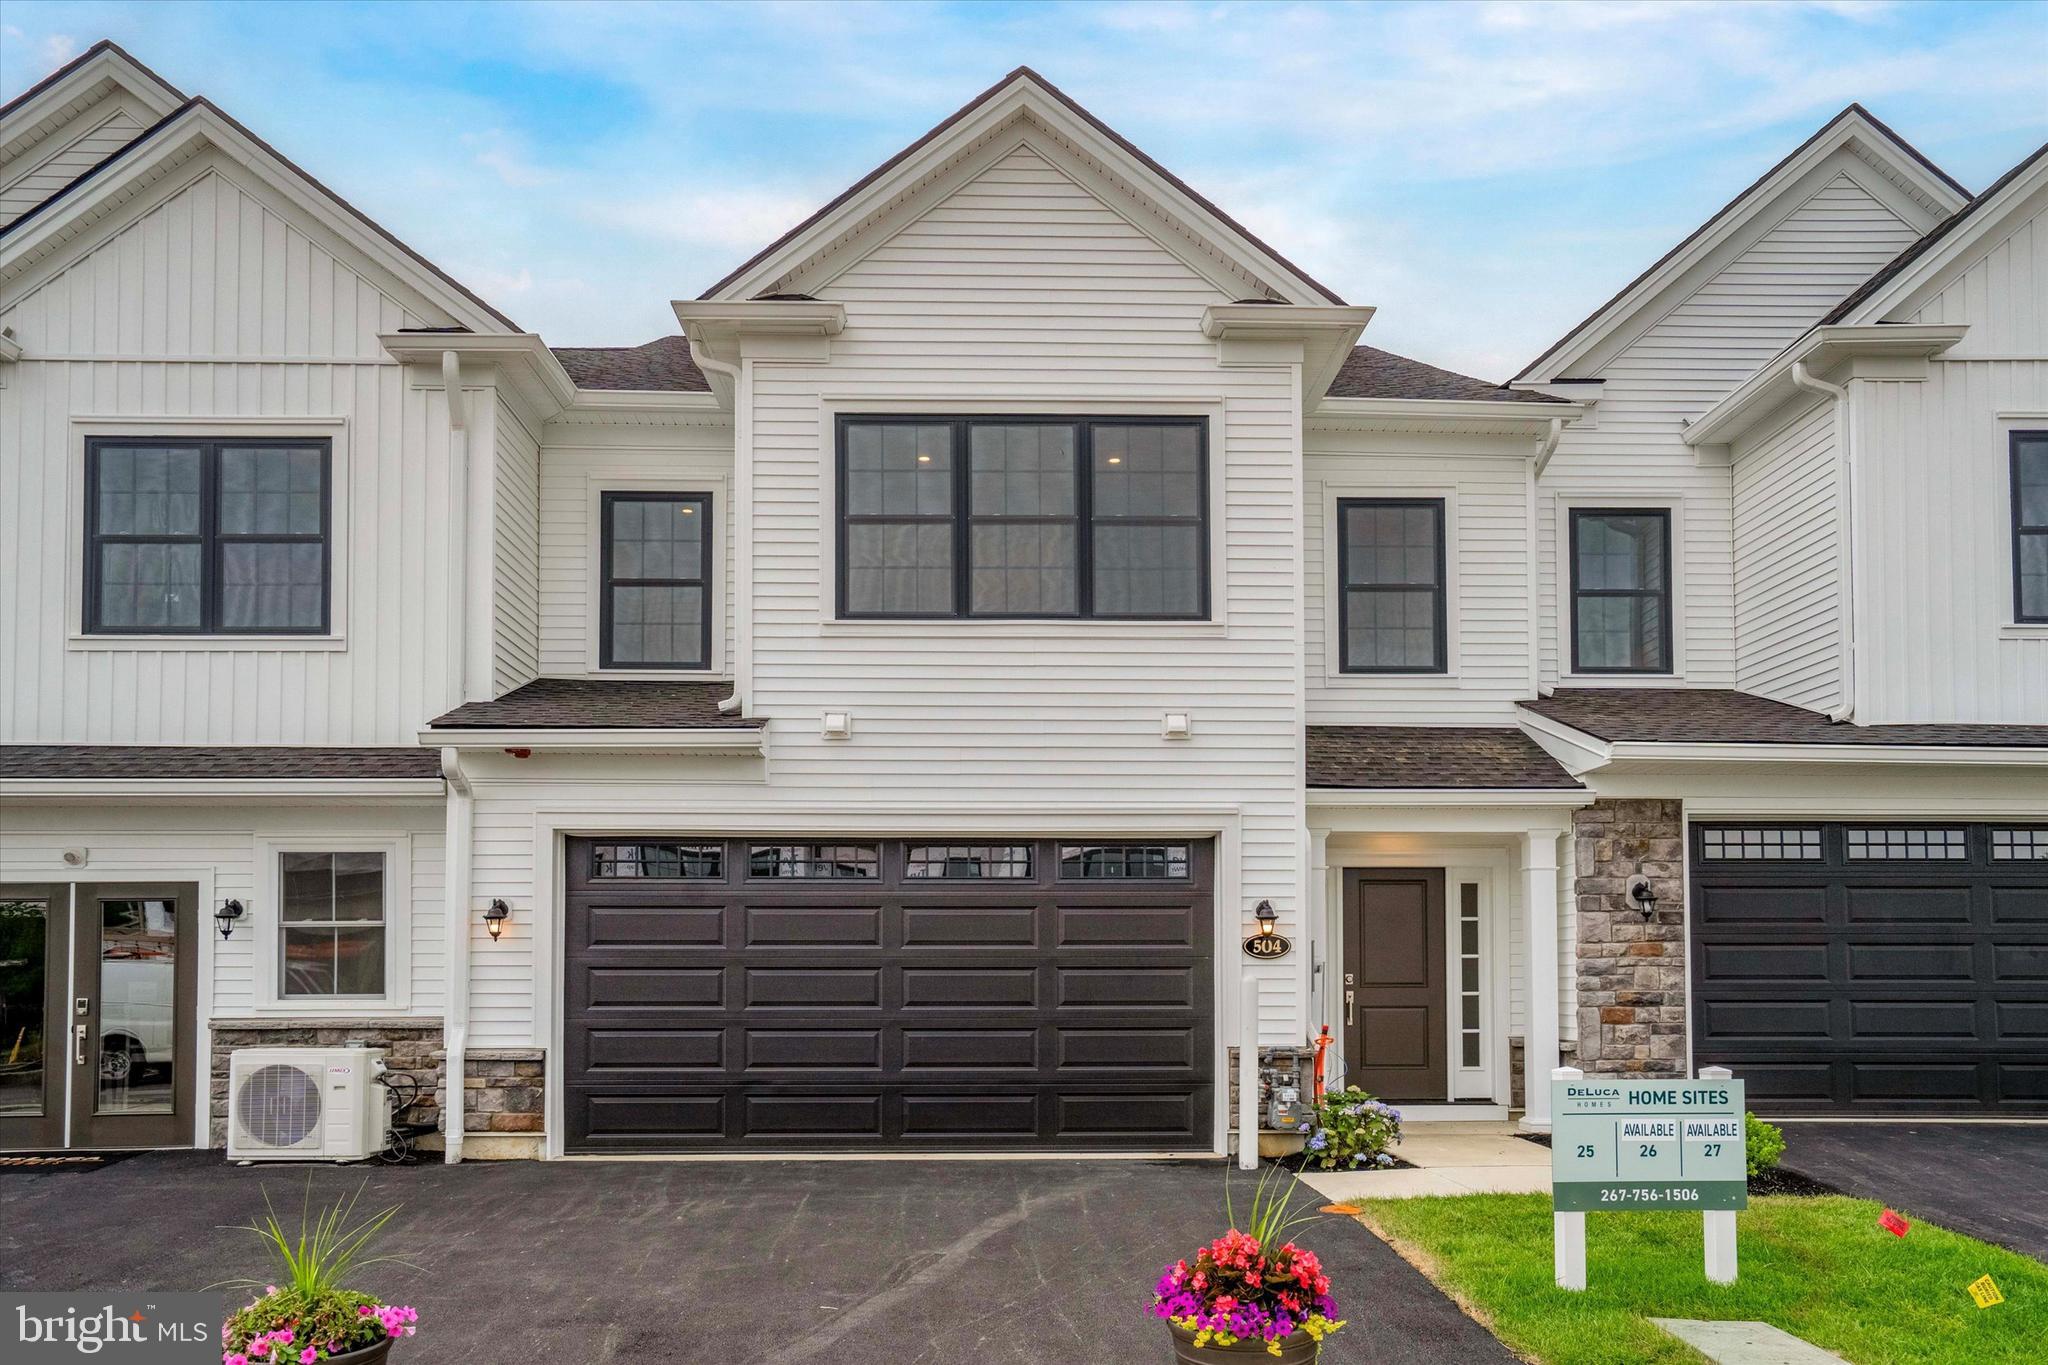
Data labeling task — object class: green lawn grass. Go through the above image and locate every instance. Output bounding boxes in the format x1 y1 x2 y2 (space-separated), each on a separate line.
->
1358 1194 2045 1365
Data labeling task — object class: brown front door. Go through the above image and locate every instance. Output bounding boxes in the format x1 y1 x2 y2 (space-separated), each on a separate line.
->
0 882 197 1151
1343 869 1447 1101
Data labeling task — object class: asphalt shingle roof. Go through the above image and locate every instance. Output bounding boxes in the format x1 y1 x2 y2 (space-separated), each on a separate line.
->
1519 689 2048 748
551 336 710 392
0 746 443 780
1306 726 1583 789
1326 346 1563 403
429 678 757 729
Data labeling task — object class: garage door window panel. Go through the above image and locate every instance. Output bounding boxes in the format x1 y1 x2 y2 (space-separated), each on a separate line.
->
1059 843 1192 880
1992 829 2048 861
749 844 879 879
591 842 724 879
905 845 1034 879
1846 828 1968 861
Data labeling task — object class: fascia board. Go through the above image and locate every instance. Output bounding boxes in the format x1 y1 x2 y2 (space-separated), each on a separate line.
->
0 48 183 161
1516 114 1967 384
670 300 847 337
563 389 725 415
1606 742 2048 767
1311 396 1590 435
419 728 766 754
1683 323 1969 447
380 331 578 421
1305 788 1590 808
1836 161 2048 327
0 779 444 800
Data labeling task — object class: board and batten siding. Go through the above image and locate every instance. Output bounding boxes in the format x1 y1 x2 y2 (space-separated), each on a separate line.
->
1851 183 2048 723
0 93 150 228
1305 437 1535 723
1537 167 1927 689
535 416 737 679
0 801 447 1021
0 155 470 744
1731 396 1842 710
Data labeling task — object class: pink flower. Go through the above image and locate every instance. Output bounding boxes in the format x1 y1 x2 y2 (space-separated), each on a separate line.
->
300 1350 317 1364
225 1354 249 1365
357 1306 373 1316
249 1342 271 1359
265 1286 278 1296
275 1330 294 1346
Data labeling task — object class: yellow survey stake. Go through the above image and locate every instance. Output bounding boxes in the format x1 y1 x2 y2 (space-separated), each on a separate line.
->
1967 1275 2004 1309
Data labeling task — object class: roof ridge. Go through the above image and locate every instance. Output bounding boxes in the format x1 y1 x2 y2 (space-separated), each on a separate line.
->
0 37 185 121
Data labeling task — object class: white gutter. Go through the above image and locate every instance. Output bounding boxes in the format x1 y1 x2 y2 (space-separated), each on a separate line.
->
439 746 473 1164
1790 360 1856 723
418 726 765 754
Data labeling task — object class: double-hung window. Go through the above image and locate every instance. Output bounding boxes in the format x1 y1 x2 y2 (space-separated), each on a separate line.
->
601 492 712 669
837 416 1208 620
2013 431 2048 623
1338 498 1446 672
84 438 330 634
279 851 386 999
1570 508 1672 673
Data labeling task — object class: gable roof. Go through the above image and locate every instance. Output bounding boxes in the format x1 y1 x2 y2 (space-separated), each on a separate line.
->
1819 139 2048 326
699 66 1346 307
1514 104 1968 383
0 38 183 125
0 89 520 333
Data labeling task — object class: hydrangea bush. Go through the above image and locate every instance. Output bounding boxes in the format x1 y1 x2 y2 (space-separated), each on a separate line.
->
1149 1165 1346 1356
1301 1086 1402 1171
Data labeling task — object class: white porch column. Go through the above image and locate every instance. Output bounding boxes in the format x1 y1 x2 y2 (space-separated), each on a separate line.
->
1521 826 1563 1131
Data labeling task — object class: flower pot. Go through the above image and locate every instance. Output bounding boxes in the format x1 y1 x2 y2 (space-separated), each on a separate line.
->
315 1340 395 1364
1168 1322 1322 1363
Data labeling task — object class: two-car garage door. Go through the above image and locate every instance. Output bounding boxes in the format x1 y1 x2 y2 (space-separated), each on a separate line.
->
1690 823 2048 1113
563 837 1214 1151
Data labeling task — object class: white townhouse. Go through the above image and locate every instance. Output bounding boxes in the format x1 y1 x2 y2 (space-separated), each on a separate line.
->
1 43 2041 1161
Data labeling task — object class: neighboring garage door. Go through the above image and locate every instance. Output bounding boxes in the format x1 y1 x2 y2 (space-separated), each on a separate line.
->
563 837 1214 1151
1690 823 2048 1113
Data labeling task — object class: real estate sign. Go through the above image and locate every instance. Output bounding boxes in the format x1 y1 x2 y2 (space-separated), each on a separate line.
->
1551 1076 1747 1212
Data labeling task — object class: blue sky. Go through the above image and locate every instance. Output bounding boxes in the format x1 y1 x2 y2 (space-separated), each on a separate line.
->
5 1 2044 379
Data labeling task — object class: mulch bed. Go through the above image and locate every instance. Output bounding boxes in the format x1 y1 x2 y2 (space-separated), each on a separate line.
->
1266 1151 1417 1173
1516 1132 1839 1197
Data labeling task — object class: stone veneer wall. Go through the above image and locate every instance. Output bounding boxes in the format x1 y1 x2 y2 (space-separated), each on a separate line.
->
208 1019 443 1147
1572 799 1688 1077
460 1048 545 1139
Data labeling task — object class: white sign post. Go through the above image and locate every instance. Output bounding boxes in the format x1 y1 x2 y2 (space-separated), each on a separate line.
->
1550 1064 1747 1291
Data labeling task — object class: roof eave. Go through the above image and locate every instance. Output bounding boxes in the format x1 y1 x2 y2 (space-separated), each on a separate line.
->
419 727 766 755
1311 395 1591 436
1682 323 1969 448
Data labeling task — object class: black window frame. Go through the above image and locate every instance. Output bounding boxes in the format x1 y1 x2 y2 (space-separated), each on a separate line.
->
834 414 1210 621
83 436 332 636
599 490 714 670
1569 507 1673 674
2012 430 2048 624
1336 496 1447 674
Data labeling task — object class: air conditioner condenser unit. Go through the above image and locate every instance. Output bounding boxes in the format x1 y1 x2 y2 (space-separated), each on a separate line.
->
226 1046 390 1162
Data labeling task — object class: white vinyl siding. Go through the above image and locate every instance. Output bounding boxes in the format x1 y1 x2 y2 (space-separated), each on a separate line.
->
0 156 467 744
492 408 542 692
1538 166 1925 689
1306 440 1534 722
1732 397 1841 710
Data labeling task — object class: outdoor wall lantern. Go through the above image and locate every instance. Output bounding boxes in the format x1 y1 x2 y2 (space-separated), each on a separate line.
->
483 899 511 941
1253 900 1279 938
214 898 245 940
1625 874 1659 921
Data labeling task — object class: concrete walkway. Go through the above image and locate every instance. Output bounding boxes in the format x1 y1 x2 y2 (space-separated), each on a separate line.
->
1297 1121 1552 1201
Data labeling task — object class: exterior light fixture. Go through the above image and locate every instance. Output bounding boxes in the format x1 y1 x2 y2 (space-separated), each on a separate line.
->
483 899 511 941
214 898 245 940
1625 874 1659 922
1253 900 1279 938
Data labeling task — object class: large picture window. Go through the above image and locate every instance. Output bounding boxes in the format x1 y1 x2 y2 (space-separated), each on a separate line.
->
601 492 711 669
2013 431 2047 623
1338 498 1446 672
84 438 330 634
1570 508 1672 673
837 416 1208 620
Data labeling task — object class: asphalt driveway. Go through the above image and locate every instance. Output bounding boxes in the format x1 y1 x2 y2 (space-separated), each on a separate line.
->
0 1154 1512 1364
1779 1122 2048 1261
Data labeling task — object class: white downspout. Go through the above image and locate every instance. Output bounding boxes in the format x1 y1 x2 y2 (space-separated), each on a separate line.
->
440 745 472 1163
688 336 748 715
1527 419 1561 698
1790 361 1856 722
442 351 470 705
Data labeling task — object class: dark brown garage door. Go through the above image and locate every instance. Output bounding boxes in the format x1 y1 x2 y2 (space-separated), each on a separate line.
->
563 837 1214 1151
1690 823 2048 1113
